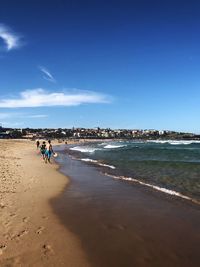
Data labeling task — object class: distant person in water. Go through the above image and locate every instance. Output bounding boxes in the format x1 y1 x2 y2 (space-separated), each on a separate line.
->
40 141 46 160
45 140 54 163
36 140 40 150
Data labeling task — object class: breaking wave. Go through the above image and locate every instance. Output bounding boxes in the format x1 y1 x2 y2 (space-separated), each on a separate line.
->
104 144 126 149
70 146 101 153
104 173 200 205
147 140 200 145
81 158 116 169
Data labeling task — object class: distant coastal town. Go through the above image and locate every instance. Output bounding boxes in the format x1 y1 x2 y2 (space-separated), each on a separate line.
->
0 125 199 140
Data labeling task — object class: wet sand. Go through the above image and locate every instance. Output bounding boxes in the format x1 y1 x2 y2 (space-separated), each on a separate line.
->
52 148 200 267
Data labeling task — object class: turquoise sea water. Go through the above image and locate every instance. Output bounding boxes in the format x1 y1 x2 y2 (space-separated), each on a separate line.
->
68 140 200 202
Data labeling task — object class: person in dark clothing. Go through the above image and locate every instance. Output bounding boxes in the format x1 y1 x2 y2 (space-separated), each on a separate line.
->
40 141 46 160
36 140 40 150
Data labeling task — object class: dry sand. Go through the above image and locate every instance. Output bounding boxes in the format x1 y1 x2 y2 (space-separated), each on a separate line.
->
0 139 90 267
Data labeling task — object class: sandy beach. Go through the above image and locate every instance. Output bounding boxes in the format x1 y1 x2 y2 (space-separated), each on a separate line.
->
0 140 90 267
1 139 200 267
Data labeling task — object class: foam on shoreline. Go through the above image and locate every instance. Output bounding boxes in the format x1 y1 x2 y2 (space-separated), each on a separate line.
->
81 158 116 169
54 149 200 267
104 172 200 205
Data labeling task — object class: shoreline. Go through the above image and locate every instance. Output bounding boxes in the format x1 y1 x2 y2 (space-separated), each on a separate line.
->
63 143 200 206
0 139 90 266
1 139 200 266
53 147 200 267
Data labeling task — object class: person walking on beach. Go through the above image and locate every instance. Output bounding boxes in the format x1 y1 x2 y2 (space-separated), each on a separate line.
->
36 140 40 150
40 141 46 160
45 140 54 163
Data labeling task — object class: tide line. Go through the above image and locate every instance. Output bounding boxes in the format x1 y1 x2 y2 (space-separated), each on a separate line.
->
104 173 200 206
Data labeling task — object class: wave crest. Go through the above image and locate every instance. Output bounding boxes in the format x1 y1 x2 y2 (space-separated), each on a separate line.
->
104 173 200 205
81 158 116 169
104 144 126 149
147 140 200 145
70 146 100 153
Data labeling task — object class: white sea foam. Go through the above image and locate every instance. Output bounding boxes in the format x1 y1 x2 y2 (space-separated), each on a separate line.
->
81 158 98 163
81 158 116 169
169 141 199 145
104 173 200 205
98 142 108 146
147 140 200 145
98 163 116 169
104 144 126 149
70 146 100 153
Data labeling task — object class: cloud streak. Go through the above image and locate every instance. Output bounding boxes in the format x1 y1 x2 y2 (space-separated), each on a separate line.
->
0 89 111 108
0 24 21 51
39 66 56 83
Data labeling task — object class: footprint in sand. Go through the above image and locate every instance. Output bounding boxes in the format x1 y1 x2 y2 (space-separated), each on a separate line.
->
10 213 17 218
43 244 53 255
3 220 11 227
3 233 11 240
36 226 45 234
0 245 7 255
11 229 28 240
22 216 29 223
0 203 6 209
42 215 48 220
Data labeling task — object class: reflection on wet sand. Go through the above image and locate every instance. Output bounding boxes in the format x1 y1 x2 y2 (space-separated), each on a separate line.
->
52 149 200 267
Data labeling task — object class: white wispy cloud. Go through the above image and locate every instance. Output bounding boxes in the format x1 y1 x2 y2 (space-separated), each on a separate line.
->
0 24 21 51
39 66 56 83
0 88 111 108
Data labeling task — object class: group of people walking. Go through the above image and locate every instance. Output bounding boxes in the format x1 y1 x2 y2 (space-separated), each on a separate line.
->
36 140 54 163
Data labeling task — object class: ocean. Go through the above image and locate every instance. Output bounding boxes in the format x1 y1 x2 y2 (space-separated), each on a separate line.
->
53 140 200 266
68 139 200 204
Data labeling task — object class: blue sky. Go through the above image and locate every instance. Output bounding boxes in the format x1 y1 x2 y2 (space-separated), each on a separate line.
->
0 0 200 132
